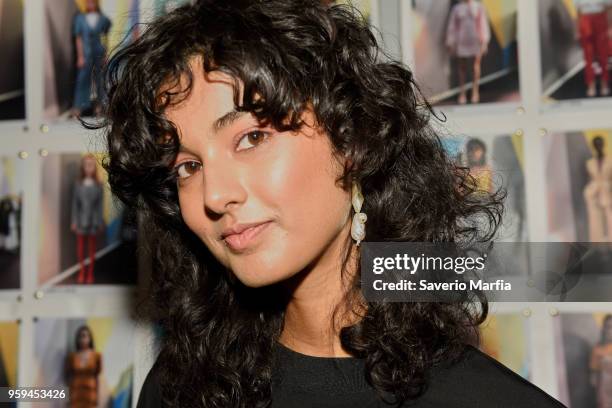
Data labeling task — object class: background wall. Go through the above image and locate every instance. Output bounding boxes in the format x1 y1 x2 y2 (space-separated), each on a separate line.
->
1 1 612 407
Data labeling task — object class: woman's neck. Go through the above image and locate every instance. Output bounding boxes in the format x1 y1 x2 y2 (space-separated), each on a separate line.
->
278 222 363 357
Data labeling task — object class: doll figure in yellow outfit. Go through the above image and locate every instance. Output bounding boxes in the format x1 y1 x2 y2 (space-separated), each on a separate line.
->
465 138 493 193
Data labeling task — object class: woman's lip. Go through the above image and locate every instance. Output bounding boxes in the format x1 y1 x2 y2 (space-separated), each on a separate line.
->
223 221 272 252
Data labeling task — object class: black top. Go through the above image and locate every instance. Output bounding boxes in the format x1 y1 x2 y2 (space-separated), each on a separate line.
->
137 342 568 407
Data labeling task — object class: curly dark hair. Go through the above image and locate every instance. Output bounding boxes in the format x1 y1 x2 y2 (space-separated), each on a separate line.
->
88 0 506 406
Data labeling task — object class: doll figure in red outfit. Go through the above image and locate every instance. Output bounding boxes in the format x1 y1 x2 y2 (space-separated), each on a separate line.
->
70 154 104 284
574 0 612 97
445 0 491 105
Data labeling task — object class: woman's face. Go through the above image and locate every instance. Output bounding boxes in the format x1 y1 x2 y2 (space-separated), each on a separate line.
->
83 157 96 177
164 57 352 288
85 0 98 12
468 146 484 164
593 138 604 152
78 329 91 349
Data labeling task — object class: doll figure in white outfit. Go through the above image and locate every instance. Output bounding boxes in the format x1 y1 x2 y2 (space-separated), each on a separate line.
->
445 0 491 105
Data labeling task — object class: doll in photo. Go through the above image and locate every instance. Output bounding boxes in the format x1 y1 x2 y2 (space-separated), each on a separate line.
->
590 314 612 408
70 0 112 118
71 154 105 284
445 0 491 104
0 196 19 254
583 136 612 242
65 325 102 408
573 0 612 97
465 138 493 193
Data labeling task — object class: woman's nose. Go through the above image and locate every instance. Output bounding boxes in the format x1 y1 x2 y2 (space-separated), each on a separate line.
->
202 160 247 216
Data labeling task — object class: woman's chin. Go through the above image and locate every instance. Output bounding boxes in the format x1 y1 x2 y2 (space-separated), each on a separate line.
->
229 259 300 288
233 270 290 288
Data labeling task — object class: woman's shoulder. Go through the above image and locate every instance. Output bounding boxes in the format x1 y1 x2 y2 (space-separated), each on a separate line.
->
420 345 567 407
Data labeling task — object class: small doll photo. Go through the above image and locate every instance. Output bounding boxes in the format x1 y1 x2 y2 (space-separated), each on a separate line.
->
71 154 105 284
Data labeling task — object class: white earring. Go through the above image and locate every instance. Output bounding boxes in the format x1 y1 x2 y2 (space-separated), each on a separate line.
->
351 182 367 246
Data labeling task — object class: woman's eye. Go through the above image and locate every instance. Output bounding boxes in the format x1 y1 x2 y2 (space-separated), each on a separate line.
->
236 130 269 151
174 161 202 179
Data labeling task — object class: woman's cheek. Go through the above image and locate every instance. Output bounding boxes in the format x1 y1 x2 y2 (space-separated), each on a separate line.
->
178 187 209 240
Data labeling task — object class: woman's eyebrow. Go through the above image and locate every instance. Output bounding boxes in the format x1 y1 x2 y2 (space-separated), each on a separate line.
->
174 110 250 157
212 109 248 133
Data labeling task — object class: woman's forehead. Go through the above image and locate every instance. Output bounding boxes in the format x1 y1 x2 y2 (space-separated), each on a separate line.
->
162 61 244 125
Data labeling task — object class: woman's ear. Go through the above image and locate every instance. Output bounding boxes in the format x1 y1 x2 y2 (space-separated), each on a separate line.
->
343 153 357 181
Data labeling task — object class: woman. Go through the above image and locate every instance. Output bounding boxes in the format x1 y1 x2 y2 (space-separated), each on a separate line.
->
92 1 566 407
71 154 105 284
445 0 491 104
71 0 112 118
65 325 102 407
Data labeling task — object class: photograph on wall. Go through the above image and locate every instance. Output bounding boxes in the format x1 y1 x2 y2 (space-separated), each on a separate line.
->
0 0 25 120
555 312 612 408
441 133 528 276
44 0 140 120
0 320 18 404
442 133 528 241
544 130 612 271
539 0 612 103
410 0 520 106
0 156 25 291
479 312 530 379
33 317 133 408
38 152 138 288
